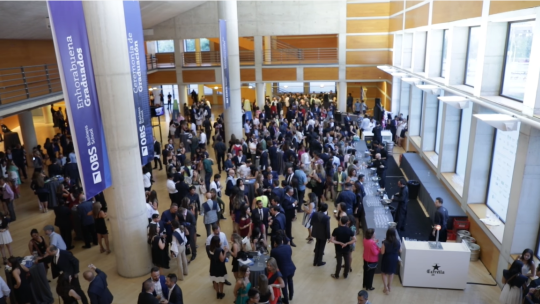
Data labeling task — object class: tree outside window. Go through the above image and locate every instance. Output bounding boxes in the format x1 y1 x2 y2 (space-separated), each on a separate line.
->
156 40 174 53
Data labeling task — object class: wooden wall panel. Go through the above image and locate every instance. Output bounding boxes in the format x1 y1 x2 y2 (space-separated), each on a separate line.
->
405 3 429 29
241 88 256 101
389 14 403 32
275 35 338 48
432 1 483 24
387 82 392 95
182 69 215 83
347 19 390 33
347 35 390 49
390 0 404 15
347 2 390 17
346 51 391 64
148 70 177 84
489 1 540 15
346 67 391 80
406 0 424 9
262 68 297 81
0 40 57 69
304 68 339 81
240 69 256 81
468 212 500 276
155 52 174 64
388 35 394 49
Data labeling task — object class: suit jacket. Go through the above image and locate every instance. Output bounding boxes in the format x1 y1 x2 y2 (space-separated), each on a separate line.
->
270 212 286 236
310 212 330 240
271 187 285 202
262 179 274 191
77 200 95 226
270 245 296 277
268 146 278 166
281 194 296 212
284 173 295 186
251 207 269 228
54 205 72 229
168 284 184 304
141 276 169 299
88 269 113 304
138 292 159 304
42 249 79 279
393 186 409 208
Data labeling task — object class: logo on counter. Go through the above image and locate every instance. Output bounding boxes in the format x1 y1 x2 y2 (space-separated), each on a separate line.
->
426 263 445 276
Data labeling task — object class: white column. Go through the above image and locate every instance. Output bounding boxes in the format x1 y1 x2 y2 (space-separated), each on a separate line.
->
337 0 347 112
218 0 243 142
338 81 347 112
179 84 188 115
256 83 265 109
82 1 151 277
18 111 37 165
41 106 53 124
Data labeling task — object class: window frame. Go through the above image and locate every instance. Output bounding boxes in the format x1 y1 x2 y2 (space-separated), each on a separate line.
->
440 29 449 78
463 26 480 87
484 130 501 222
499 20 535 102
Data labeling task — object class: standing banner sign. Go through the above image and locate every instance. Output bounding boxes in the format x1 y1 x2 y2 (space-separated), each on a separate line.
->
47 1 112 199
219 20 231 110
123 0 154 165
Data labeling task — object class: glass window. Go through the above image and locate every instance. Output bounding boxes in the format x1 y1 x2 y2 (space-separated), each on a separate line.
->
455 105 473 178
434 99 444 154
440 29 449 78
486 129 519 223
309 82 336 93
156 40 174 53
464 27 480 86
501 21 534 101
184 39 196 52
200 38 211 52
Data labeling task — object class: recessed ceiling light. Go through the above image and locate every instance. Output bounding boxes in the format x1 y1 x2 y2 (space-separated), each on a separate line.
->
249 85 253 89
214 86 218 89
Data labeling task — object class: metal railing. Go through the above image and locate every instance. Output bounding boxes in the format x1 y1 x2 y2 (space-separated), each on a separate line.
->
0 64 62 105
146 54 158 70
263 48 338 64
182 50 255 66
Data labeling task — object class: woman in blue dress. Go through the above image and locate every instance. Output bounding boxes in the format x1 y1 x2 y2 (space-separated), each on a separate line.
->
381 228 400 295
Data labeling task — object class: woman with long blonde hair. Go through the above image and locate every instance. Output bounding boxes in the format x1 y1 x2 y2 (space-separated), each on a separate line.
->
88 202 110 254
230 233 244 279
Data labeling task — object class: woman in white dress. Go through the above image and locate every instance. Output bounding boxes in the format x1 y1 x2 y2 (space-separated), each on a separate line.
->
302 193 318 244
0 212 13 264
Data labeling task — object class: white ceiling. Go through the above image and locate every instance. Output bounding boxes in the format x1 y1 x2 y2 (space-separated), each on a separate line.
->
0 1 206 40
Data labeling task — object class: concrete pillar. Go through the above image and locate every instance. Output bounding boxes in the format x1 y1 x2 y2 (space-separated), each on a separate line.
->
401 33 413 69
266 83 272 98
256 83 265 109
82 1 151 277
198 84 204 100
438 103 461 172
254 35 263 82
218 0 243 142
338 81 347 112
18 111 38 164
213 88 218 105
391 77 401 114
304 82 310 95
399 81 410 117
178 84 188 115
263 36 271 64
462 104 496 204
420 93 438 151
497 125 540 283
41 106 53 124
407 87 422 136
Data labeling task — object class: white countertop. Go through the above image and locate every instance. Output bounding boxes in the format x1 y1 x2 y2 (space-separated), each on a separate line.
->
403 240 471 253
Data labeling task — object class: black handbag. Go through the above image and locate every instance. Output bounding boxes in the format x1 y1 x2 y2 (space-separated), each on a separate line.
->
367 262 378 270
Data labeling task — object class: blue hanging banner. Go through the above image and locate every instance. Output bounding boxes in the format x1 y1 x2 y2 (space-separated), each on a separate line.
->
219 19 231 110
47 1 112 199
123 0 154 165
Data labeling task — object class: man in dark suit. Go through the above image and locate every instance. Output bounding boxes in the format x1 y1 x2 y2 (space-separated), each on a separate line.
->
284 167 295 186
270 196 285 214
270 235 297 304
263 171 275 195
153 138 162 170
269 205 286 246
84 264 113 304
140 267 169 301
335 182 356 216
271 180 284 202
178 207 197 261
40 245 79 279
281 187 297 247
162 273 183 304
77 199 97 249
311 203 331 266
268 141 278 169
369 153 386 189
54 200 74 250
392 179 409 231
430 197 449 242
139 280 159 304
252 199 270 233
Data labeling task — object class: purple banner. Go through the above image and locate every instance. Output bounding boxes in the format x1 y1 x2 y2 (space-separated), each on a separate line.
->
123 0 153 165
219 19 231 110
47 1 112 199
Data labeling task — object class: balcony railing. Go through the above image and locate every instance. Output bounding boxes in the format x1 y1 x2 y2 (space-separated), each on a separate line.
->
182 51 255 66
263 48 338 65
0 64 62 105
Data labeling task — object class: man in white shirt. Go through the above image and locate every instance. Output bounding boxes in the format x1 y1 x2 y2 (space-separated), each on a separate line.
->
209 174 222 197
0 276 10 304
199 130 207 147
238 160 252 179
167 173 178 204
360 117 371 133
200 193 220 236
44 225 67 250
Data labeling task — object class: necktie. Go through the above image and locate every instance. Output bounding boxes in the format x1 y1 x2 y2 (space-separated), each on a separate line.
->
54 255 58 264
260 209 263 221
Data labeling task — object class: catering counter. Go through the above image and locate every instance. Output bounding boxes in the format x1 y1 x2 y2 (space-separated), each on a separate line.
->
400 240 470 289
